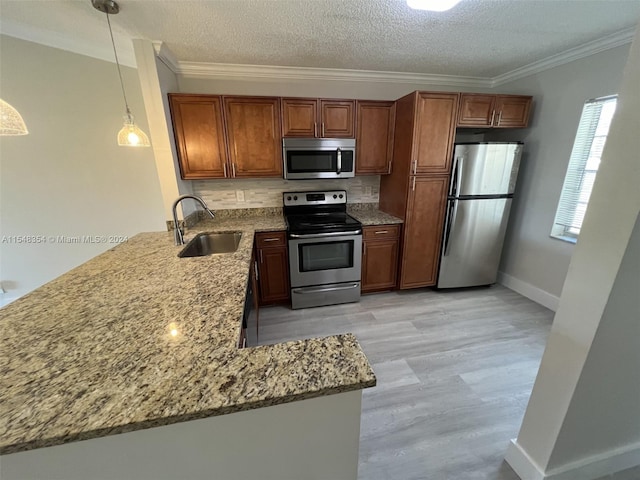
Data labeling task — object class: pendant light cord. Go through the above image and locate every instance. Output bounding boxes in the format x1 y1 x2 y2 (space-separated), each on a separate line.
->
105 11 131 115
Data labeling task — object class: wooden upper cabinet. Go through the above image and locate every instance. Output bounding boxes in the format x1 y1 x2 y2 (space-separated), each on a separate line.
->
457 94 496 127
282 98 318 137
282 98 355 138
413 93 459 175
356 101 396 175
320 100 355 138
169 94 229 179
494 95 532 128
400 176 448 289
457 93 532 128
223 96 283 178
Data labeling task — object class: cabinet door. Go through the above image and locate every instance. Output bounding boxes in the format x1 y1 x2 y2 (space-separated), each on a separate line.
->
400 176 448 289
224 97 283 177
282 98 318 137
356 101 396 175
494 95 532 128
258 247 290 304
457 94 496 128
362 231 399 293
169 95 228 179
413 93 458 175
320 100 355 138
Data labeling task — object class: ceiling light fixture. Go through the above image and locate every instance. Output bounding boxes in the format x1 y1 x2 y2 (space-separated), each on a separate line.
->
92 0 150 147
0 99 28 136
407 0 462 12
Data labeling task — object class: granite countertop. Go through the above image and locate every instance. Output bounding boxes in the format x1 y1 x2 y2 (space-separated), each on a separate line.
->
347 205 404 226
0 215 375 455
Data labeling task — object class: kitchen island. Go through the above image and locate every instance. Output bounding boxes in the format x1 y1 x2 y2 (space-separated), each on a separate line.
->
0 214 376 479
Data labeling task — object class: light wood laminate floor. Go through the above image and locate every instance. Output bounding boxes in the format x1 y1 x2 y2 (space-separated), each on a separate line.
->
257 286 640 480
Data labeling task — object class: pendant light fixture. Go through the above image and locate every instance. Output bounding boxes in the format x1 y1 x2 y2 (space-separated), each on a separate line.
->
92 0 150 147
0 99 28 136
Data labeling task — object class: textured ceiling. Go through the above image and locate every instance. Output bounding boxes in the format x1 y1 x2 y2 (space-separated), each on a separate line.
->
0 0 639 78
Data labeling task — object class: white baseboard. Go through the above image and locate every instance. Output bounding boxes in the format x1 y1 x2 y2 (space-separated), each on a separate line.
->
497 272 560 312
506 440 546 480
506 438 640 480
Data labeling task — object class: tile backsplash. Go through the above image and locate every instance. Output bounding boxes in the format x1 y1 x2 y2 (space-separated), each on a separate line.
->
193 176 380 209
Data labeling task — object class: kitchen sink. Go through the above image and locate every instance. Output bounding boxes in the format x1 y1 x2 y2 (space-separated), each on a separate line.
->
178 232 242 257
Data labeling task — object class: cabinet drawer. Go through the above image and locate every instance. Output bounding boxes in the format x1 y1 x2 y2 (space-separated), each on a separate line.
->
363 225 401 241
255 231 287 248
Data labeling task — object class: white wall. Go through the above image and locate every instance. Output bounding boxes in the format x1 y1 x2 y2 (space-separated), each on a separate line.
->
2 390 363 480
489 44 631 305
0 35 166 305
132 40 195 221
506 25 640 480
178 75 482 99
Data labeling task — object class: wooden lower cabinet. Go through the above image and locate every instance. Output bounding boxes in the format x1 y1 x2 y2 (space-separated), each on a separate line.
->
255 232 290 305
362 225 400 293
400 176 448 289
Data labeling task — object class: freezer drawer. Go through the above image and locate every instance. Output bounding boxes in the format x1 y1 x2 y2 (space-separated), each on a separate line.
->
437 198 512 288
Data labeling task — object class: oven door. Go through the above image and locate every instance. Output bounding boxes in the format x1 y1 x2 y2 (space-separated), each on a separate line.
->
288 232 362 287
283 143 355 179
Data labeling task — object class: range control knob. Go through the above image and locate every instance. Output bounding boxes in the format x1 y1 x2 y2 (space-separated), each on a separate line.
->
286 196 292 201
333 194 338 199
339 194 344 199
293 196 298 201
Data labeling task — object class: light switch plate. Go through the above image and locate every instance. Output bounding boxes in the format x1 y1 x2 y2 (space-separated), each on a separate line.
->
236 190 245 202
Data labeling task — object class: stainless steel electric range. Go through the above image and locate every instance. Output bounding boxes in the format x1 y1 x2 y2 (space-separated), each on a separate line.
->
284 190 363 310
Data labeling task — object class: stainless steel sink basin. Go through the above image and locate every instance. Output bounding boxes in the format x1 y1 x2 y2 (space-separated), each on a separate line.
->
178 232 242 257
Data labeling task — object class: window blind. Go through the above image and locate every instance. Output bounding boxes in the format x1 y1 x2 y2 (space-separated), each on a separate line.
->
551 95 617 240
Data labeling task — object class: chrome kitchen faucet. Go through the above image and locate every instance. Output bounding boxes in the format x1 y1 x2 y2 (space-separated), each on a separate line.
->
171 195 216 245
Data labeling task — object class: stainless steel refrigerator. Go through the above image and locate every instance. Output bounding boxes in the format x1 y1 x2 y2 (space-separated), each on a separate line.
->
437 142 523 289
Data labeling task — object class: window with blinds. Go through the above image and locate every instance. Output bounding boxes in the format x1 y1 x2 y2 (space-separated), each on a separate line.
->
551 95 618 242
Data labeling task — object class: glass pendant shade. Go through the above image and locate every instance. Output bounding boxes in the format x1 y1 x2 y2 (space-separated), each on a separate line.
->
117 112 150 147
0 99 29 135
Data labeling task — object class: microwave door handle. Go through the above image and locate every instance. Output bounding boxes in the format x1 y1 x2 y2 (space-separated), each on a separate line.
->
336 148 342 174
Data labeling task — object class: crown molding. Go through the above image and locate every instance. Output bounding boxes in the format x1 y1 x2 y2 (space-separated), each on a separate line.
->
175 61 493 88
160 26 635 89
0 18 137 68
152 41 180 72
491 27 636 87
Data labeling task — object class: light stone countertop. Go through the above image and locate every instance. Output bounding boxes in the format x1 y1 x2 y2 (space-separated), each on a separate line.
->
347 205 404 226
0 215 375 455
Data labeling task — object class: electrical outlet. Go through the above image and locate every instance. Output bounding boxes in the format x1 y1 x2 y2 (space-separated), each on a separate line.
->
235 190 245 202
364 186 373 196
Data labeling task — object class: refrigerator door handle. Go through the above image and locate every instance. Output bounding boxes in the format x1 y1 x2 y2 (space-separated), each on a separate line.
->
443 199 458 257
450 156 464 197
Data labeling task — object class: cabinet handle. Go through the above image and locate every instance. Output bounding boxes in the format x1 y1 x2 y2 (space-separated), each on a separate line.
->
254 260 259 281
375 230 389 235
232 163 236 177
497 111 503 126
490 110 496 125
411 176 416 191
412 159 417 175
314 122 317 137
387 160 392 175
322 122 325 137
260 249 264 264
263 238 279 242
223 163 228 178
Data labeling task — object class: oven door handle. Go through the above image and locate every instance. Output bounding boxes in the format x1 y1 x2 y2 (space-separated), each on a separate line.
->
289 230 361 239
293 283 360 294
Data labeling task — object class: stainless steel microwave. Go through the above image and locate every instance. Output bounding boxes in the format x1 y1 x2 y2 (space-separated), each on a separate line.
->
283 138 356 179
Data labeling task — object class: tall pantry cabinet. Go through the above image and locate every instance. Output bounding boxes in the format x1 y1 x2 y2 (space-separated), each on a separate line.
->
379 92 458 289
